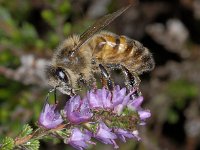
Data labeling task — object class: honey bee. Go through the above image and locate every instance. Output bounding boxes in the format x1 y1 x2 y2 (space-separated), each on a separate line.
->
46 4 155 96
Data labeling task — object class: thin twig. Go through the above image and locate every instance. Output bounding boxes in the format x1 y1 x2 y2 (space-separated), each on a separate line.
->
14 124 66 146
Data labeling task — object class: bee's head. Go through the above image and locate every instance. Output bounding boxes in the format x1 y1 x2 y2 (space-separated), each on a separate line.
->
45 65 74 95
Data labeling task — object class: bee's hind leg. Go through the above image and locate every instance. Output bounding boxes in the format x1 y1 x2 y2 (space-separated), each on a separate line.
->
121 65 141 97
99 64 114 91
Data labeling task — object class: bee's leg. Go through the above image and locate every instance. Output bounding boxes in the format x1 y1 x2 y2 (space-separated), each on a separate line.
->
47 87 58 104
54 87 57 104
99 64 114 91
55 95 71 111
42 87 56 112
42 91 50 111
121 65 141 97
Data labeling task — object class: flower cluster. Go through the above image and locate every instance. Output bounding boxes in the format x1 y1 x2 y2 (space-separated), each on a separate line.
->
39 85 151 149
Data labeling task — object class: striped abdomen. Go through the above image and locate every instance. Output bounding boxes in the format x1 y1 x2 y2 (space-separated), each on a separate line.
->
89 31 155 74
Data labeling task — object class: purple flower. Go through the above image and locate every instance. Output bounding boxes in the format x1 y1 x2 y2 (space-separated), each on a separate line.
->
127 96 144 110
87 85 129 111
64 96 93 124
114 128 141 142
127 96 151 124
40 85 151 149
39 103 63 129
93 122 119 149
101 87 113 108
112 85 127 106
87 89 104 109
87 85 151 125
65 128 95 150
87 87 113 109
138 110 151 125
113 88 136 115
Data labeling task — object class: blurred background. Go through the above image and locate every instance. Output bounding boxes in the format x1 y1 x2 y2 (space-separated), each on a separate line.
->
0 0 200 149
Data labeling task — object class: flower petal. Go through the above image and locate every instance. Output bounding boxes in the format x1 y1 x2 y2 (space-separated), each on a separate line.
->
114 128 134 142
39 103 63 129
101 87 113 109
138 110 151 120
65 128 94 150
64 96 92 124
128 96 143 110
94 122 117 146
112 87 126 106
88 90 103 109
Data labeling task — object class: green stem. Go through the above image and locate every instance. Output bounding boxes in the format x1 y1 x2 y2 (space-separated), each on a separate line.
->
14 124 66 146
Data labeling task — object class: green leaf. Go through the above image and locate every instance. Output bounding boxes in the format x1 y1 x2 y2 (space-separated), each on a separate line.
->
0 50 20 68
166 79 198 109
167 109 179 124
35 39 45 49
47 33 59 48
20 22 38 39
23 139 40 150
0 6 17 36
63 23 71 35
41 9 56 27
19 124 33 138
58 0 71 14
0 137 14 150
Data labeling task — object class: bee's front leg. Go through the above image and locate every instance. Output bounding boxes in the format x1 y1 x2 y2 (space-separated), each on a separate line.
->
99 64 114 91
121 65 141 97
47 87 57 104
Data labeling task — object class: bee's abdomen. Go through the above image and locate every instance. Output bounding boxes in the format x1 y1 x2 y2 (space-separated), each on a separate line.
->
91 32 155 74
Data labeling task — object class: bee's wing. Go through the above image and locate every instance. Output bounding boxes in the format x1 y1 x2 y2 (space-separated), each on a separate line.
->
71 4 132 56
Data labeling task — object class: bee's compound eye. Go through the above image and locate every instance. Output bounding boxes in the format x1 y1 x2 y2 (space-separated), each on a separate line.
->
56 68 68 83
